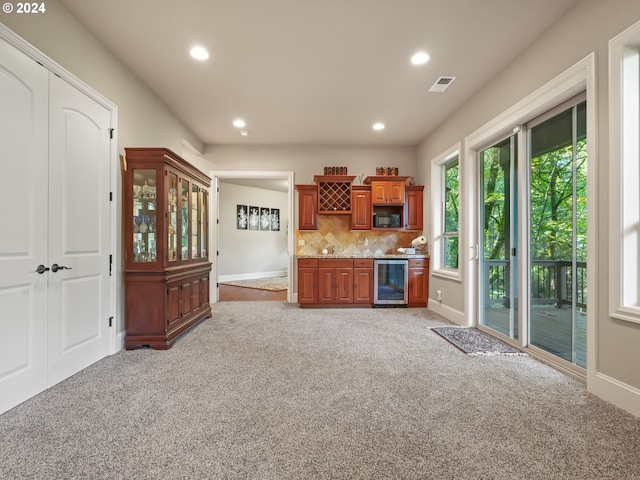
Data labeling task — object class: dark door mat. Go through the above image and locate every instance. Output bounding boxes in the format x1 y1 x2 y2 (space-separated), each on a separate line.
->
431 326 526 356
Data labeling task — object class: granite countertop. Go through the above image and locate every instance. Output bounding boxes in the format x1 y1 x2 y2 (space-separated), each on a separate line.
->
297 253 429 259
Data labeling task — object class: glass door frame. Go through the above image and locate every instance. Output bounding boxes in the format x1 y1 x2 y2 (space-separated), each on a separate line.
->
525 94 587 370
473 95 587 375
476 131 525 348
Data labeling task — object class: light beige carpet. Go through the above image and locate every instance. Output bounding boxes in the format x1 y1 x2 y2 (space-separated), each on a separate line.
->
220 276 288 291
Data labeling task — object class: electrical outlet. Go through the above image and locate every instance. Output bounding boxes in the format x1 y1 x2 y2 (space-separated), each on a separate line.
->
298 239 305 246
436 290 442 301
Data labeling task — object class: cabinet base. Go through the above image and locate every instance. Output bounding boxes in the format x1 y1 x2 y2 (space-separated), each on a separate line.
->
125 307 211 350
299 303 427 309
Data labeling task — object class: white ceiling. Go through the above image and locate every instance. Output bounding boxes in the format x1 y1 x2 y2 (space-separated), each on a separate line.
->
59 0 581 147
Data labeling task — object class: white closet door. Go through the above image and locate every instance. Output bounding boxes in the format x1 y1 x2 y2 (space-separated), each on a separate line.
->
47 74 112 385
0 40 49 413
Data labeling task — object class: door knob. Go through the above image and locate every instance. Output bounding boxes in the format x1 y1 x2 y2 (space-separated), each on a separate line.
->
35 264 50 274
51 263 72 273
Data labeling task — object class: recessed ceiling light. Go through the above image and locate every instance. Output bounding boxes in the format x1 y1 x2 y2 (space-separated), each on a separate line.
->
189 46 209 61
373 123 385 131
411 51 430 65
239 130 249 137
233 119 246 128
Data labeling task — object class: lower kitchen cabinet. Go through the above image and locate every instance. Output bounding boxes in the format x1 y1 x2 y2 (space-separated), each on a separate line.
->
298 259 319 304
298 257 426 308
353 259 374 303
408 258 430 307
319 259 354 303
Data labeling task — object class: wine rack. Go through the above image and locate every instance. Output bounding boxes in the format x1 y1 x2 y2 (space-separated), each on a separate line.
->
314 175 355 213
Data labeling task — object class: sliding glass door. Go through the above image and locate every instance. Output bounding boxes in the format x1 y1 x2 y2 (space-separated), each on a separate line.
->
479 134 519 341
528 100 587 368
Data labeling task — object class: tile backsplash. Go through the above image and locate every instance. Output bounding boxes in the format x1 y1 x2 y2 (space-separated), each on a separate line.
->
295 215 425 256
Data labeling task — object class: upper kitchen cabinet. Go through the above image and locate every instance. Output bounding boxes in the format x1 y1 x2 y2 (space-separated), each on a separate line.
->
404 185 424 231
295 184 318 230
366 176 410 205
350 185 372 230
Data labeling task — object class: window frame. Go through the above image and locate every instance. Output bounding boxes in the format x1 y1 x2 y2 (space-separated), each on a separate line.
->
431 144 462 280
609 19 640 325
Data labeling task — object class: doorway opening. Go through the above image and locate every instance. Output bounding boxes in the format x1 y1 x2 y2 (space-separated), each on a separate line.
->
211 171 295 303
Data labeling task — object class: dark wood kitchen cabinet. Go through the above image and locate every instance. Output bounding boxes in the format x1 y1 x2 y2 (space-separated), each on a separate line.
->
298 256 428 308
350 186 372 230
353 259 374 303
408 257 429 307
405 185 424 231
124 147 212 350
298 258 371 307
318 259 353 304
295 184 318 230
297 258 319 304
368 177 410 205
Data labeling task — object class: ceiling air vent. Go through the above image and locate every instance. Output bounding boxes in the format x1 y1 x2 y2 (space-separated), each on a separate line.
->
429 76 456 93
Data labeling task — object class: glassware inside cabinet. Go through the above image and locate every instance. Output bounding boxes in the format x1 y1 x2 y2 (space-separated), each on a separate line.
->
132 169 157 262
191 184 200 259
167 172 178 262
181 179 189 260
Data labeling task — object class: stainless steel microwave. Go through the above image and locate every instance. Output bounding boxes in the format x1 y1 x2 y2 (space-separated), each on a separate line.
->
374 213 401 228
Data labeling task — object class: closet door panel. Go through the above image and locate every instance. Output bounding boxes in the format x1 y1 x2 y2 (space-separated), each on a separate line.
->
0 38 49 415
48 74 112 385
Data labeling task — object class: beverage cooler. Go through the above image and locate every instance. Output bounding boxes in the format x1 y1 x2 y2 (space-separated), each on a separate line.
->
373 259 409 306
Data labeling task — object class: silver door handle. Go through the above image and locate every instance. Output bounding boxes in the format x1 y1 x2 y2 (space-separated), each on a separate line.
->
51 263 72 273
35 264 50 274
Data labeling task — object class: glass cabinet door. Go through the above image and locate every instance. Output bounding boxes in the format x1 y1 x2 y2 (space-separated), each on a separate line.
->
200 189 208 258
181 178 190 261
167 171 178 262
132 169 157 263
191 184 200 259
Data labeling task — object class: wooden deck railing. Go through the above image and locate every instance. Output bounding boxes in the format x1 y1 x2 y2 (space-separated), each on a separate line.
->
484 259 587 310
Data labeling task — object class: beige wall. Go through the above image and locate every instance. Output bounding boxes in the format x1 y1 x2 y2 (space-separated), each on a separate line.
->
416 0 640 396
1 0 203 155
204 144 417 184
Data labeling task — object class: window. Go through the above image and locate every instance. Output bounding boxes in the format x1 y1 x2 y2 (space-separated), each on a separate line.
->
609 19 640 324
443 158 460 269
431 145 461 279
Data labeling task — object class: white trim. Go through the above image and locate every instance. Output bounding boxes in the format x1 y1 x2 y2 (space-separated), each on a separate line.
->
0 24 120 355
463 53 597 379
591 372 640 418
427 301 467 326
609 18 640 325
210 170 295 304
430 143 461 280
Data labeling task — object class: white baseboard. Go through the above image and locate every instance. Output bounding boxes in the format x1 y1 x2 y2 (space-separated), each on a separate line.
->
427 300 468 326
219 270 287 283
590 371 640 418
114 330 125 353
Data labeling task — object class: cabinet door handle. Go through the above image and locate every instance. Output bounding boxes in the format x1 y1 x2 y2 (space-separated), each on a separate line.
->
35 264 50 274
51 263 72 273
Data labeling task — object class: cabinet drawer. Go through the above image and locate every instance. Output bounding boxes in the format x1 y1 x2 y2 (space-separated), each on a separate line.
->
354 258 373 268
318 258 353 268
298 258 318 268
409 258 428 268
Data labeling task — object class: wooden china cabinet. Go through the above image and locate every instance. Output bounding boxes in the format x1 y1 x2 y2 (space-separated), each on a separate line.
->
124 148 212 350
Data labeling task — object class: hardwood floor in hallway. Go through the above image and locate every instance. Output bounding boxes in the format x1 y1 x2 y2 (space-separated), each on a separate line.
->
218 284 287 302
